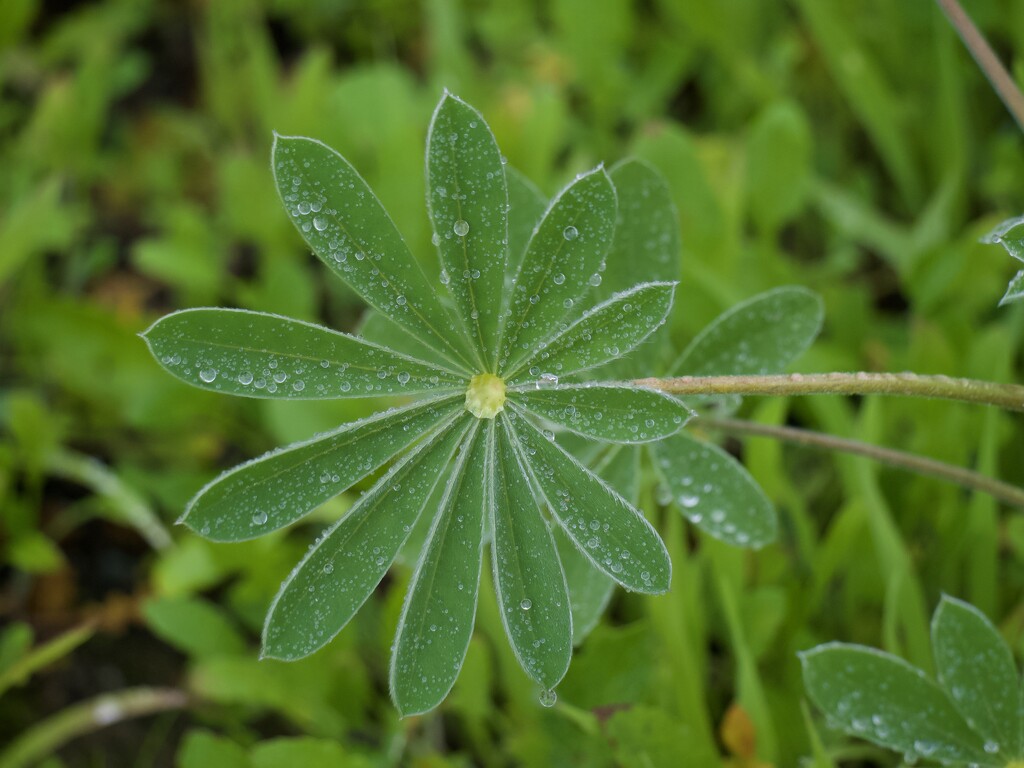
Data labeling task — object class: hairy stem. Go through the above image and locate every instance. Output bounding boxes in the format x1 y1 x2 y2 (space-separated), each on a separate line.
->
935 0 1024 132
699 415 1024 508
633 372 1024 412
0 687 189 768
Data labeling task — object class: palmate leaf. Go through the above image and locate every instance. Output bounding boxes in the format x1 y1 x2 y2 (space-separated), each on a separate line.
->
263 416 470 661
508 411 671 594
181 395 462 541
499 168 618 374
426 94 508 368
512 384 691 443
391 420 489 716
272 134 477 374
143 309 464 398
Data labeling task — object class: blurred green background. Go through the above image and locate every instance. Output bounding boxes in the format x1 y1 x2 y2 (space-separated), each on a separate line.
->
2 0 1024 765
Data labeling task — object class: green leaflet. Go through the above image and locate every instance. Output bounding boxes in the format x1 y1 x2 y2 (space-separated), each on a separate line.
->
426 94 508 369
390 421 490 716
931 595 1021 758
262 416 470 661
505 166 547 283
559 447 635 645
1000 270 1024 306
142 309 464 399
499 167 617 374
491 421 572 688
271 134 477 373
182 396 461 541
669 286 824 377
800 644 992 766
649 430 776 548
357 309 454 370
510 413 670 594
507 282 677 384
512 384 691 443
745 102 813 233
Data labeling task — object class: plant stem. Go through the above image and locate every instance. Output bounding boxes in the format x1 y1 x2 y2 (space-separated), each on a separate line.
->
699 415 1024 508
0 687 189 768
633 372 1024 412
935 0 1024 132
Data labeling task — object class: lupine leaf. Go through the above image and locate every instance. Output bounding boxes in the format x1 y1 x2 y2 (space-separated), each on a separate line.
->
512 384 691 443
649 430 776 547
262 416 470 661
510 414 670 594
426 93 508 368
801 644 992 766
508 282 676 385
500 168 617 374
491 422 571 688
505 166 547 282
982 215 1024 262
669 286 823 377
357 310 450 368
182 396 461 541
390 422 490 716
999 270 1024 306
271 134 477 373
560 447 635 645
931 595 1020 758
142 309 464 399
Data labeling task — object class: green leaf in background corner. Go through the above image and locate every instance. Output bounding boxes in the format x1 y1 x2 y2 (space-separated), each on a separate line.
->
0 622 94 698
560 447 636 645
931 595 1021 759
262 417 470 661
601 159 680 374
177 731 248 768
390 421 489 716
999 270 1024 306
800 644 992 766
271 134 478 373
491 423 571 689
507 282 676 385
510 415 670 594
505 166 547 281
143 596 246 659
500 167 617 375
182 395 461 542
649 430 776 548
605 705 720 768
142 309 465 398
250 737 374 768
427 93 508 369
745 101 813 234
511 384 691 443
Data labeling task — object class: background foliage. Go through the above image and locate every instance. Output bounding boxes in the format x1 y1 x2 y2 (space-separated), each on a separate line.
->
2 0 1024 765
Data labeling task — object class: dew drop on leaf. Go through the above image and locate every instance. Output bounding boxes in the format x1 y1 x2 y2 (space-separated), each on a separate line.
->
539 689 557 707
252 511 269 526
454 219 470 236
199 368 217 383
562 225 578 241
520 599 532 611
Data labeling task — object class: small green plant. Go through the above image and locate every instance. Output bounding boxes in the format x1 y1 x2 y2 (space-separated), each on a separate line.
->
142 93 698 715
984 216 1024 306
802 595 1024 767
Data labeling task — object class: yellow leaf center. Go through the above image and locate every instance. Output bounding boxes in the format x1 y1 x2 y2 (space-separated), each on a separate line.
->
465 373 506 419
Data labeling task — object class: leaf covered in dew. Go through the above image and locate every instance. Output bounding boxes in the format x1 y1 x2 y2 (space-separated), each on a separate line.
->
981 216 1024 306
648 430 776 548
142 309 464 398
801 643 994 766
512 383 691 443
999 270 1024 306
505 166 547 282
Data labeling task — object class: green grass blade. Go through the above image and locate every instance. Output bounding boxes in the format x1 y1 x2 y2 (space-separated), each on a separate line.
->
505 166 547 284
649 431 777 548
509 412 670 594
800 644 991 765
261 415 472 661
271 134 477 373
491 419 571 689
511 384 691 443
181 395 461 541
142 308 464 399
931 595 1020 758
507 282 676 384
560 447 637 645
390 421 490 716
426 93 508 369
499 167 617 374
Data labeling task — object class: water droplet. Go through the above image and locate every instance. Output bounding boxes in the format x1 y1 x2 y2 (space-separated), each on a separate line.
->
312 216 327 231
397 371 411 385
237 371 254 385
984 741 1000 754
539 689 557 707
588 273 602 287
199 368 217 383
292 380 305 392
552 273 565 285
562 226 578 241
520 599 532 611
297 201 311 215
396 294 407 306
679 494 699 508
439 269 450 285
322 563 334 575
252 511 269 526
453 219 470 237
